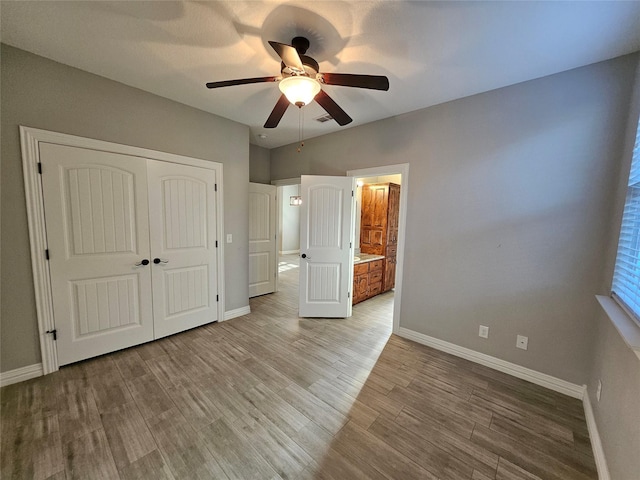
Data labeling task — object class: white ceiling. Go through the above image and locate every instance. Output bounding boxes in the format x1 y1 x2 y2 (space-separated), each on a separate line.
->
2 1 640 148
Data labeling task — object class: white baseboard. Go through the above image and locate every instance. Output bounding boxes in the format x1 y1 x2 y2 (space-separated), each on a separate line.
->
0 363 44 387
396 327 585 399
279 250 299 255
224 306 251 321
583 391 611 480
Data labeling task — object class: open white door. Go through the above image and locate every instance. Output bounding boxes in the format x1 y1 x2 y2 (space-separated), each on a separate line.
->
299 175 355 318
249 183 277 297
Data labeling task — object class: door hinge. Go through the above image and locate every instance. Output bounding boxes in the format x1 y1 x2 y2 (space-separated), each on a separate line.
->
46 329 57 340
215 183 218 192
38 163 42 174
45 249 50 260
348 292 351 298
216 295 219 302
215 240 218 248
352 190 354 197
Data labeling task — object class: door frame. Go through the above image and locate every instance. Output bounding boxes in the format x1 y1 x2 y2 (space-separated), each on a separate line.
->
20 126 226 374
347 163 409 334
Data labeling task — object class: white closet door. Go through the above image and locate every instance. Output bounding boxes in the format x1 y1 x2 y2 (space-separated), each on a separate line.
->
40 143 154 366
147 160 219 338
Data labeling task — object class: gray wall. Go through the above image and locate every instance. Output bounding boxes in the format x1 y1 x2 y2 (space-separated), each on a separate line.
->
585 59 640 480
249 144 271 184
1 45 250 372
271 54 639 385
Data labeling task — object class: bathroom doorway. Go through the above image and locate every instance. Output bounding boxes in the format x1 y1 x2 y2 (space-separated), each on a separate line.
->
270 164 408 332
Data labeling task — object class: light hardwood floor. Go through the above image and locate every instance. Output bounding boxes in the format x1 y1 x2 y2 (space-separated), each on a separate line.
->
1 255 597 479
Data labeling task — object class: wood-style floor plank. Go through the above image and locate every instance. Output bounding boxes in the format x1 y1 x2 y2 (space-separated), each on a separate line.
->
100 402 157 470
118 450 175 480
1 254 597 479
63 428 119 480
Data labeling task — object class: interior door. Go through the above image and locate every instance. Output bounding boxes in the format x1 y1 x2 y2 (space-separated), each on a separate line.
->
249 183 277 297
299 175 355 318
40 143 154 366
147 160 219 338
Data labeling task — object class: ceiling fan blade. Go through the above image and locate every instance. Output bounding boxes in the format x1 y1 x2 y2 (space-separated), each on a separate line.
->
206 76 278 89
268 41 304 73
314 90 352 126
264 94 290 128
320 73 389 91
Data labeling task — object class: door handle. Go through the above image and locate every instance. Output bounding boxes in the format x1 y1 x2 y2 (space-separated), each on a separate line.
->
153 258 169 264
135 259 150 266
301 253 310 259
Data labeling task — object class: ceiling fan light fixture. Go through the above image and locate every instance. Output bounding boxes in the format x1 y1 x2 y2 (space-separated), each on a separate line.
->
279 76 321 107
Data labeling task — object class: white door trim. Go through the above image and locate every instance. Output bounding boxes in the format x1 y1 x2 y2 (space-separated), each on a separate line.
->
20 126 226 375
347 163 409 335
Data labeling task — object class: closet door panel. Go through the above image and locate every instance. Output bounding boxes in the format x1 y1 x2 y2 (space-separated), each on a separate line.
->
147 160 219 338
40 143 154 366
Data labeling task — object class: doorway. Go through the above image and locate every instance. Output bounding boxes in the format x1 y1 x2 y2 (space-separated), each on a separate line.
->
270 164 408 332
348 164 409 334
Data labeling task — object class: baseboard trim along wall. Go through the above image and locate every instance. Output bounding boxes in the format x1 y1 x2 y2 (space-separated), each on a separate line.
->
1 309 251 387
0 363 44 387
224 306 251 321
583 391 611 480
396 327 585 399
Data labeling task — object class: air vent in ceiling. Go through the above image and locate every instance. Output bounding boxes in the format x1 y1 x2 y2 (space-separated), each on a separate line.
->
315 114 334 123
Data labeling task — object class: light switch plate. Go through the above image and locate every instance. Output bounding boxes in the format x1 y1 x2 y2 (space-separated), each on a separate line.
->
226 234 232 243
479 325 489 339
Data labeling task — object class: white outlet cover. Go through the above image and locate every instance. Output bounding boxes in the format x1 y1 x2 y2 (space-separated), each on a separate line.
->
479 325 489 338
226 234 233 243
516 335 528 350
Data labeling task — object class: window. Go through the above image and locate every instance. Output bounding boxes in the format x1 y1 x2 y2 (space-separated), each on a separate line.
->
612 116 640 327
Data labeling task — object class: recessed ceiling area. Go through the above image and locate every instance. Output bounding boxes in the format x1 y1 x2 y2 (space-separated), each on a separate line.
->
2 1 640 148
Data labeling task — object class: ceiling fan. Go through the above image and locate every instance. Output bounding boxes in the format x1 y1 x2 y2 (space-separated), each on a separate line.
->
206 36 389 128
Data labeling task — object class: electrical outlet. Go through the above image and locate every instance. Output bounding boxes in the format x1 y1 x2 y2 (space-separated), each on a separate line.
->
596 379 602 402
516 335 528 350
226 234 233 243
479 325 489 339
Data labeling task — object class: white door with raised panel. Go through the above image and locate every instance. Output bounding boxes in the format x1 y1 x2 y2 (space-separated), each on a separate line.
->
249 182 276 298
40 143 154 366
147 160 219 338
299 175 355 318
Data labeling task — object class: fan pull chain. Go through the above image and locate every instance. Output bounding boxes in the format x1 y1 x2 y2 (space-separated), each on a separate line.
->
297 106 305 153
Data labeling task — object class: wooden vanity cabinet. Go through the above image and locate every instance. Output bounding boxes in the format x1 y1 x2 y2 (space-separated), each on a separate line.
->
360 183 400 292
352 260 384 305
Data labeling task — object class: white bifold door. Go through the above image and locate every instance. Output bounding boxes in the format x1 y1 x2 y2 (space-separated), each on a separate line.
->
299 175 355 318
40 143 219 366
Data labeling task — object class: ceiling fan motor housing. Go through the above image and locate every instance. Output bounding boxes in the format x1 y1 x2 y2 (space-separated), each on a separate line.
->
281 55 319 78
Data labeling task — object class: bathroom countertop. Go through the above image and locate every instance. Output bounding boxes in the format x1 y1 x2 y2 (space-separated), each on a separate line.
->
354 254 385 265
